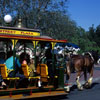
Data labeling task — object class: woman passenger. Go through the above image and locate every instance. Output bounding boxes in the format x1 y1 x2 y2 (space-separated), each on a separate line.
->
20 52 42 87
5 51 28 88
20 52 30 65
20 52 36 77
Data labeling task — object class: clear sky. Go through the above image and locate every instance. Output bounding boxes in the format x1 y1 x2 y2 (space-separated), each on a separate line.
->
68 0 100 31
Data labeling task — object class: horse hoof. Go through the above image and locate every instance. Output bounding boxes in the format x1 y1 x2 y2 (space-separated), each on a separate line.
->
64 86 70 93
78 88 83 91
78 86 83 91
84 82 91 89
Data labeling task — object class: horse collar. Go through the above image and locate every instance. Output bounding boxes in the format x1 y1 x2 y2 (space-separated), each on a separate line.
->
87 52 94 61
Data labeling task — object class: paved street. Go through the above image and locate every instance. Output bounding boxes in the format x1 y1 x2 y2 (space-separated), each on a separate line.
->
68 64 100 85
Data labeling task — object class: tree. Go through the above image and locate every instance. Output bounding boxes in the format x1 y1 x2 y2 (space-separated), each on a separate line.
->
0 0 77 40
95 24 100 47
88 24 95 41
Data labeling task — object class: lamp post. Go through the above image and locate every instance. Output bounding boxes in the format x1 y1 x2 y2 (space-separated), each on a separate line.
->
17 18 23 28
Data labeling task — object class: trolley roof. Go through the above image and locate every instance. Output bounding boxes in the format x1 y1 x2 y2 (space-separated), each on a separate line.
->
0 26 67 43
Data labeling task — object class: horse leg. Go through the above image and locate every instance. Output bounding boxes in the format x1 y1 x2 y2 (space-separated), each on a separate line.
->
86 68 93 88
76 71 83 90
83 69 88 88
84 68 87 82
64 64 71 92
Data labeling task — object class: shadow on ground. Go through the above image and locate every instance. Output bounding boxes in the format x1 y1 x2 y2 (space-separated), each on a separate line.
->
70 82 99 91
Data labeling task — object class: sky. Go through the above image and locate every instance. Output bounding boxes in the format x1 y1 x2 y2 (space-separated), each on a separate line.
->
68 0 100 31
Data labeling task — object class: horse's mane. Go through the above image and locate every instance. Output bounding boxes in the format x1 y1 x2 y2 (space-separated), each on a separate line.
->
83 51 99 64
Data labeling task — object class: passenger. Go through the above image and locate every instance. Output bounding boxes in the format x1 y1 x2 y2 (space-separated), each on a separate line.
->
20 52 42 88
45 48 54 77
20 52 30 65
5 51 28 88
20 52 36 76
29 57 36 77
5 51 21 74
35 47 42 67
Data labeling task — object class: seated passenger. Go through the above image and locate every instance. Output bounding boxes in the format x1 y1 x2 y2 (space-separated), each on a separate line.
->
20 52 30 65
5 51 28 88
20 52 42 87
5 51 21 74
20 52 36 77
29 57 36 77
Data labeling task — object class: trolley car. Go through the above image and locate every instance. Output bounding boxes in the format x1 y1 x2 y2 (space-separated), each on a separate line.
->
0 26 67 99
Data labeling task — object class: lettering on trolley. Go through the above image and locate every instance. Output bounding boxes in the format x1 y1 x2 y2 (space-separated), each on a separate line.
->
0 29 16 34
0 29 40 37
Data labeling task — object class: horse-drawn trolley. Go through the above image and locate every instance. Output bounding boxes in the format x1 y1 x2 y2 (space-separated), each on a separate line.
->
0 26 67 99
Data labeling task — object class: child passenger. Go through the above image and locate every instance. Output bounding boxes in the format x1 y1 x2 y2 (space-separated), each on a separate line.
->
29 57 36 77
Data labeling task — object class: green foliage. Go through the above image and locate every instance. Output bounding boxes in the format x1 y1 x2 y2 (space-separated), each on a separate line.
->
0 0 100 53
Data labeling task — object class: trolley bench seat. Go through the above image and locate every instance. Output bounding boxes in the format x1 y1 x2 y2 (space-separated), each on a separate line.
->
0 64 19 80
